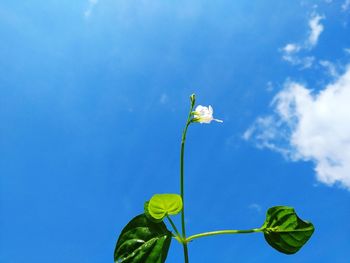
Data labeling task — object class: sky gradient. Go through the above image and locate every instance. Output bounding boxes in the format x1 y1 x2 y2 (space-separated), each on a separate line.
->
1 1 350 262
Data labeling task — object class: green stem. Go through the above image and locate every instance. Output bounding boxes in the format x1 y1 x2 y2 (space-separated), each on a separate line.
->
180 121 191 238
180 96 195 263
183 244 189 263
167 216 182 241
186 228 264 243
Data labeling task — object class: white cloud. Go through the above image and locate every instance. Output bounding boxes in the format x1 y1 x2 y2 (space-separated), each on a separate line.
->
307 14 325 47
342 0 350 11
280 13 324 68
243 115 293 158
245 66 350 190
345 48 350 54
84 0 99 18
282 43 301 54
281 50 315 69
319 60 338 77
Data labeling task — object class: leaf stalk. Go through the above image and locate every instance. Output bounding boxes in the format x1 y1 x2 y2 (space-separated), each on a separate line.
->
185 228 264 243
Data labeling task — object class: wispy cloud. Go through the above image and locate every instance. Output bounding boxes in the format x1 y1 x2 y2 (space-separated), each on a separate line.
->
159 93 169 104
281 13 324 68
266 81 274 92
319 60 339 77
84 0 99 18
244 66 350 190
342 0 350 11
307 13 325 47
281 44 302 66
282 43 301 54
281 51 315 69
248 203 262 213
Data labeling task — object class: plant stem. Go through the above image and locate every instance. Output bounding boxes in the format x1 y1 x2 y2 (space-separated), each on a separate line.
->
180 121 191 238
167 216 182 241
186 228 264 243
180 98 195 263
183 244 189 263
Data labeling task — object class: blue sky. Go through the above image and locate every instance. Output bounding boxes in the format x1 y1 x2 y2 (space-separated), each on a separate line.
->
1 1 350 262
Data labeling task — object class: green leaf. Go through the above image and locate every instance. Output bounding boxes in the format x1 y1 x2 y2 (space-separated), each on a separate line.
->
147 194 183 220
262 206 314 254
114 214 172 263
144 201 162 223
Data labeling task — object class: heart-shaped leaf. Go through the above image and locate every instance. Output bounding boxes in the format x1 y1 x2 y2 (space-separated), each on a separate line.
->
114 214 172 263
147 194 183 220
144 201 163 223
262 206 314 254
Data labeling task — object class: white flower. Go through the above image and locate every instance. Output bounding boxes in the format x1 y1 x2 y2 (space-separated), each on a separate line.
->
192 105 223 124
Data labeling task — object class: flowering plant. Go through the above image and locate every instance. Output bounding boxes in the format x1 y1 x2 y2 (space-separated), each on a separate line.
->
114 94 314 263
192 105 223 123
